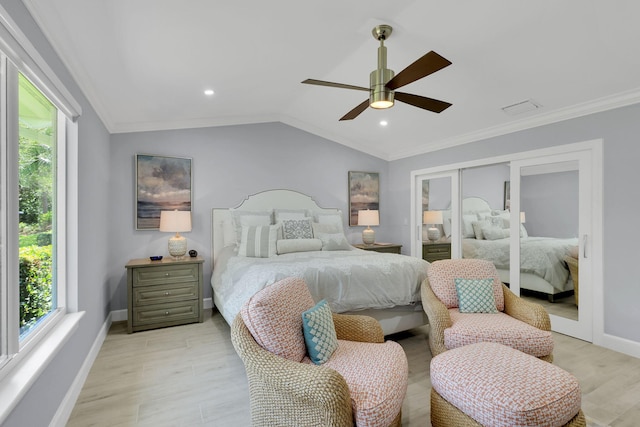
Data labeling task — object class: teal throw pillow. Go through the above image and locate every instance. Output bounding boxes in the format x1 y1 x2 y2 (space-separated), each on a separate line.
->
302 300 338 364
454 278 498 313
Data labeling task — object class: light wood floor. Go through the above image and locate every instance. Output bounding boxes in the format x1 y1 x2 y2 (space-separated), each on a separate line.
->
67 309 640 427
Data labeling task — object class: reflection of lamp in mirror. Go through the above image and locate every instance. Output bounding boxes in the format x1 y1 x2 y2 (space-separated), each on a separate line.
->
358 210 379 244
520 212 526 223
159 210 192 258
423 210 443 242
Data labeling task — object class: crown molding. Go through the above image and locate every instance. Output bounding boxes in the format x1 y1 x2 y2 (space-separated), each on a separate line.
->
388 87 640 161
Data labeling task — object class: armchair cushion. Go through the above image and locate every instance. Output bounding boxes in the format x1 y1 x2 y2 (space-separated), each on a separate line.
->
428 259 504 311
240 277 314 362
445 309 554 358
303 339 408 427
302 300 338 364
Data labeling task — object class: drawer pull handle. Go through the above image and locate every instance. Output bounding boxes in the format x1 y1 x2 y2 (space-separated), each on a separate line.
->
165 291 170 296
164 273 170 277
165 311 170 316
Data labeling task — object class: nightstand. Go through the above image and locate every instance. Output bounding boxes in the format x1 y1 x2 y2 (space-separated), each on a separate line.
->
126 256 204 333
422 242 451 262
353 243 402 254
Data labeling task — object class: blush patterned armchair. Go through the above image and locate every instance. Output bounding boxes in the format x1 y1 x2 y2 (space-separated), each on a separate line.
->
231 277 408 427
421 259 554 362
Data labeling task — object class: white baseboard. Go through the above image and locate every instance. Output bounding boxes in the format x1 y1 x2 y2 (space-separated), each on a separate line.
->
49 312 112 427
203 297 213 309
110 309 127 322
600 332 640 359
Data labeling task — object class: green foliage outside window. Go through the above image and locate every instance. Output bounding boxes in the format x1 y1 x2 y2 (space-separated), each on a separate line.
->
19 245 52 330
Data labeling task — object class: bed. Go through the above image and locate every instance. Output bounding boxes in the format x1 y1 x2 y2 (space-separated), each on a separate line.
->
460 197 577 301
211 189 429 335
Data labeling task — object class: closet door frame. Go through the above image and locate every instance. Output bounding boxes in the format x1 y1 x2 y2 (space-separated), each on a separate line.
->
410 139 603 344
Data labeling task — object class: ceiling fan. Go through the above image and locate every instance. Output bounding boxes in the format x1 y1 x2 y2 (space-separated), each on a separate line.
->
302 24 452 121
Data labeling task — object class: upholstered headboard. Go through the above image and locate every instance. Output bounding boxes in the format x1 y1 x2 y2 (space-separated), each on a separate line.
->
462 197 492 216
211 189 340 264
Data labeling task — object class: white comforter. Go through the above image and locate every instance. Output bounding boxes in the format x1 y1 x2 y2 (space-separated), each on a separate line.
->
462 236 578 290
212 246 429 325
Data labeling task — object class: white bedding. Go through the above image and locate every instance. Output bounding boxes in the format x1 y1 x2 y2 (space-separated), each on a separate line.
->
463 236 578 290
212 246 429 326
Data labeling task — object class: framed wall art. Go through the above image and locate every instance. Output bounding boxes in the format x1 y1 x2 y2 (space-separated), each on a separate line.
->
135 154 192 230
348 171 379 226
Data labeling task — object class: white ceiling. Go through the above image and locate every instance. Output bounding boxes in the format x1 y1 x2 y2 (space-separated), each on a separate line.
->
22 0 640 160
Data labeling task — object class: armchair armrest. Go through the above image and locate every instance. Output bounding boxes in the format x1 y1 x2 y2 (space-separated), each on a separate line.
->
502 284 551 331
420 279 452 357
231 315 353 426
332 313 384 343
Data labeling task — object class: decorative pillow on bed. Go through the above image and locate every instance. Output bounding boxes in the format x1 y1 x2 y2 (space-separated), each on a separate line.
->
238 224 279 258
276 238 323 255
462 214 479 238
482 225 510 240
274 209 308 223
472 217 503 240
454 278 498 313
302 300 338 365
317 232 352 251
501 218 529 238
312 222 341 236
313 211 344 233
231 210 273 244
281 219 314 239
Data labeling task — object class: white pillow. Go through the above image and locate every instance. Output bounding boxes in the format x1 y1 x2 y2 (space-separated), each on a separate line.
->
276 238 322 255
482 225 510 240
462 214 479 238
238 224 279 257
317 232 352 251
472 217 503 240
231 210 272 244
222 220 237 247
502 218 529 238
312 222 341 236
313 211 344 233
274 209 308 223
442 210 452 238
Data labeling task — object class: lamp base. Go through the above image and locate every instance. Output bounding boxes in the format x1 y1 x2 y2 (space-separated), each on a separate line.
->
362 227 375 245
168 234 187 258
427 227 441 242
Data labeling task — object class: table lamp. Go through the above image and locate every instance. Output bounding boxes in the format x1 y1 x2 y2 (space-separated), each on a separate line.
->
423 210 443 242
358 210 379 244
159 210 192 258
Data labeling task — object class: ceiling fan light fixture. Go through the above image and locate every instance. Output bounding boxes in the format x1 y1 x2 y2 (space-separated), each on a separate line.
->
370 92 394 109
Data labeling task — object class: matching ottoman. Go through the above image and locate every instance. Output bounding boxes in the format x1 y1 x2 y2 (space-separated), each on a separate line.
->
430 342 585 427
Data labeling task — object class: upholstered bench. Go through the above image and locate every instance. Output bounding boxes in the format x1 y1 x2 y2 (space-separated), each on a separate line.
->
430 342 585 427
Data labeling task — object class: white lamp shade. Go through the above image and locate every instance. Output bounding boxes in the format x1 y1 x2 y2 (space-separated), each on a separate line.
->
423 210 443 225
159 210 192 232
520 212 526 223
358 210 380 227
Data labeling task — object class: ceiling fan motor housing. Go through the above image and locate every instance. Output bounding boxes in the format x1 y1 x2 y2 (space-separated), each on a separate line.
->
370 41 395 109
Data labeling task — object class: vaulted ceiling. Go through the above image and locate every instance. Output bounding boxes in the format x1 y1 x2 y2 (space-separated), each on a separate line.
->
23 0 640 160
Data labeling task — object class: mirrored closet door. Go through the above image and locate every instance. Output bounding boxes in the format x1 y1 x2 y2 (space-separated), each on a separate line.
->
510 151 593 341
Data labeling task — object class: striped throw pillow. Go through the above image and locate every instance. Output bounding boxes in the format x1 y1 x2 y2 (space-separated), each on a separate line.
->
239 224 279 258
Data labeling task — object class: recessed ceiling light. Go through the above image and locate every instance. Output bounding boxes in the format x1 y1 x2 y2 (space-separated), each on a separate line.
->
204 89 215 96
379 120 388 126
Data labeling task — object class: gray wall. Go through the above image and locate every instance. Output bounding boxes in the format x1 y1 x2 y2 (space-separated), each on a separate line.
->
108 123 389 308
522 171 579 238
389 102 640 343
3 1 112 426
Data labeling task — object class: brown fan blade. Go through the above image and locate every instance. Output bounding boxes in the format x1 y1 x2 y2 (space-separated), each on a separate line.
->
385 51 452 90
394 92 452 113
339 99 370 121
302 79 369 92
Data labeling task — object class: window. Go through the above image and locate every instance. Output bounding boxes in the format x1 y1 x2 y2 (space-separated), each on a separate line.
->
18 73 59 340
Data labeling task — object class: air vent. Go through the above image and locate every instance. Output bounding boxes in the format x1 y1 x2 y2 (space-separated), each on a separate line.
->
501 99 541 116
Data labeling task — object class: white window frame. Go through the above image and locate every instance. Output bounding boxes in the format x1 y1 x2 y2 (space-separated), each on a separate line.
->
0 5 84 424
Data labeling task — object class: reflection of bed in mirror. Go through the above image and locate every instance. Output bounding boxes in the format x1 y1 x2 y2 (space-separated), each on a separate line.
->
461 197 577 301
210 189 429 335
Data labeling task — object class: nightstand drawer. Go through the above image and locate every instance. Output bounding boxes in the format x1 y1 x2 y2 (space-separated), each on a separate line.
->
133 282 198 306
132 264 199 286
132 300 199 326
422 243 451 262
